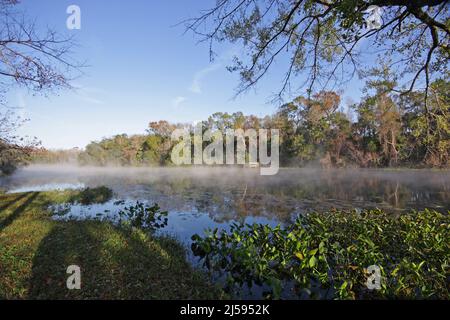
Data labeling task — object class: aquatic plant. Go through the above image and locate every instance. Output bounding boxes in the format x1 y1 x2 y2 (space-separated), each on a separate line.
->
191 209 449 299
118 201 168 232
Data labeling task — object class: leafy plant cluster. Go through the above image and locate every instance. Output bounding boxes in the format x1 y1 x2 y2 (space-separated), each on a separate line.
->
191 209 449 299
118 201 168 232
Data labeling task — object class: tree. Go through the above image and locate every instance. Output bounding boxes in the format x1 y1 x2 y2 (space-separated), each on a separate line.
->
363 65 402 165
187 0 449 100
400 78 449 166
47 105 448 168
350 100 382 166
348 65 401 166
138 135 164 165
0 0 81 97
326 111 352 166
0 108 38 174
276 91 344 165
0 0 82 174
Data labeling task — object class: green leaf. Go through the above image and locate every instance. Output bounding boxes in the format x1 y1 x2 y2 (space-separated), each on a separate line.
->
309 256 318 268
295 252 304 260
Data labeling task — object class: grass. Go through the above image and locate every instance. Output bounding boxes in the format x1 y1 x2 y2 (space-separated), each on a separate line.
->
0 190 224 299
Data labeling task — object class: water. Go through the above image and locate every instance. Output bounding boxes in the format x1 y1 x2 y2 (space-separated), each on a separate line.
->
1 165 449 246
2 165 448 298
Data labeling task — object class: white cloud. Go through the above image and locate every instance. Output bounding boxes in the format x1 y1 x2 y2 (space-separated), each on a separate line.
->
172 96 187 108
189 64 221 94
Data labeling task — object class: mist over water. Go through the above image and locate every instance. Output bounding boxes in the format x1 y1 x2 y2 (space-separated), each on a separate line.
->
1 164 449 259
2 165 449 214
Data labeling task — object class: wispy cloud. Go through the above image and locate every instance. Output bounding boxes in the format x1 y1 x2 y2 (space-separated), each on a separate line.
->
80 96 105 105
189 63 221 94
72 84 106 105
172 96 187 108
14 92 28 119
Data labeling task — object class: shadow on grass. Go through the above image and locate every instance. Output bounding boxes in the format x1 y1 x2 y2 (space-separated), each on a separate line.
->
0 193 30 213
29 222 104 299
28 221 219 299
0 192 40 232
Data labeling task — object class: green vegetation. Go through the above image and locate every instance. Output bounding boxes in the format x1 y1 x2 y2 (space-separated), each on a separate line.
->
1 188 448 300
68 186 113 205
0 190 223 299
188 1 448 101
30 78 449 169
192 209 450 300
0 138 35 176
118 201 168 232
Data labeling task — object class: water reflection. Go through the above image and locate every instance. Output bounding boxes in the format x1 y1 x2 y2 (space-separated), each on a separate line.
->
2 165 447 299
1 166 449 225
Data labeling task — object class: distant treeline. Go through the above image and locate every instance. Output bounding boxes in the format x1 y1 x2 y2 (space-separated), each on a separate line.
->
0 139 29 175
0 138 38 176
30 78 449 169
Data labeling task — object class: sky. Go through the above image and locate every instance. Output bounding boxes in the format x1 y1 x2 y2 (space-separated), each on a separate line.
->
9 0 365 149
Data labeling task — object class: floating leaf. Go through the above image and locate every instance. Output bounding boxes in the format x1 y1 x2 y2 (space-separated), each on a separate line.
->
295 252 304 260
309 256 318 268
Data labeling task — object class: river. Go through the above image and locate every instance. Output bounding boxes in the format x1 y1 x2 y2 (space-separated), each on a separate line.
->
1 165 449 246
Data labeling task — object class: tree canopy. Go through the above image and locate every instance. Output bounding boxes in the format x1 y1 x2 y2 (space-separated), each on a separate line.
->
186 0 449 100
0 0 81 98
0 0 81 174
34 77 449 169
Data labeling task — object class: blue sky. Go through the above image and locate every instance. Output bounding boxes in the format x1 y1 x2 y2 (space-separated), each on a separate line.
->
10 0 364 149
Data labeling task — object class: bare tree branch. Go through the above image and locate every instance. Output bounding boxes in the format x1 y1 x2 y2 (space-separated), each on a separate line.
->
185 0 450 100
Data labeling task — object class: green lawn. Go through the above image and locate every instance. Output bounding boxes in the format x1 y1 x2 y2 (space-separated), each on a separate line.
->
0 191 223 299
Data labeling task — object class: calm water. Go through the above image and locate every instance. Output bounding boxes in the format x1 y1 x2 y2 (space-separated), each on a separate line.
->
1 165 449 245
